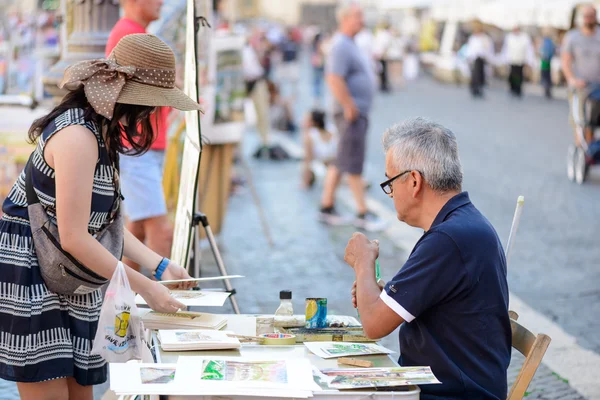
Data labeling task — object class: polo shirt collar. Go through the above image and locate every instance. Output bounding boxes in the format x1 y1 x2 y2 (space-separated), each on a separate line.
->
430 192 471 229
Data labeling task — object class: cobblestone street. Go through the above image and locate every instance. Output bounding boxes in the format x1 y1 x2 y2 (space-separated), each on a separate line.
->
0 62 598 399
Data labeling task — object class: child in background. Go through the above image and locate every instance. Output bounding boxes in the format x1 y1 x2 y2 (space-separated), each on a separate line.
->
302 110 337 188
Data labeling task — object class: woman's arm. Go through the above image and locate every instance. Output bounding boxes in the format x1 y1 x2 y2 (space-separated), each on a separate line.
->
303 128 314 167
123 228 162 274
123 228 195 289
44 125 184 312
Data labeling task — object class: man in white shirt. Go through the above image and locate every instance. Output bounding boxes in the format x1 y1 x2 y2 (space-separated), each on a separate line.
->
502 26 534 97
466 21 494 98
373 23 393 92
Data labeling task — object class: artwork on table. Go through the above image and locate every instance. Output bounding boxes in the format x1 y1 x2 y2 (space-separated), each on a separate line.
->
176 331 212 342
158 329 240 351
136 290 231 307
304 341 393 359
201 360 288 383
139 366 177 385
318 366 441 389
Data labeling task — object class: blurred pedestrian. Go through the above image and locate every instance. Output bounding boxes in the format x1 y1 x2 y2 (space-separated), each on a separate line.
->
373 21 393 92
268 81 296 133
106 0 173 272
539 29 556 99
258 32 275 80
277 28 300 99
302 109 337 188
311 32 326 103
403 35 420 82
501 26 534 98
562 4 600 145
466 21 493 98
243 37 271 150
355 26 377 85
320 4 386 232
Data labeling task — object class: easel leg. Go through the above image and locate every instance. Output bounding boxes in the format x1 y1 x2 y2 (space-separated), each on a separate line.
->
194 212 241 314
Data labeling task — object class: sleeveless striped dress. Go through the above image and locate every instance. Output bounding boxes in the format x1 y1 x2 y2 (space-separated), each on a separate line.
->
0 108 118 385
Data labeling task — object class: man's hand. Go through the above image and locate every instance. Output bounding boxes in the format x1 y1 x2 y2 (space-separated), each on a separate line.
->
569 78 587 89
351 279 385 309
344 232 379 273
160 261 197 290
343 103 359 122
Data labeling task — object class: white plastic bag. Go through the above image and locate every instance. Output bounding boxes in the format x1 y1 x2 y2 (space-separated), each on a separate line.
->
91 261 144 363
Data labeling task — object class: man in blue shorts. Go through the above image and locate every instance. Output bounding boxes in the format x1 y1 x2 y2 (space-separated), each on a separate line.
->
319 3 385 232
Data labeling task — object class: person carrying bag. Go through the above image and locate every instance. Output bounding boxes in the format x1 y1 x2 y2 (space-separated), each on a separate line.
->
0 34 199 400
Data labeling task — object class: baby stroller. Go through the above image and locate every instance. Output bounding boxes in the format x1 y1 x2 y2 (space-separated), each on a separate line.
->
567 86 600 184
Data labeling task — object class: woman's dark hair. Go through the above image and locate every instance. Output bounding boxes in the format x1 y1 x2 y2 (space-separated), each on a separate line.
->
28 86 157 162
310 109 326 130
312 32 322 50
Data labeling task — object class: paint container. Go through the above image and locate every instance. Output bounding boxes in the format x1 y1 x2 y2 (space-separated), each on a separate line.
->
305 298 327 329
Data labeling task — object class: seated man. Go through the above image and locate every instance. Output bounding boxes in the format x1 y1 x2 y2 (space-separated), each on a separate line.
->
345 118 511 400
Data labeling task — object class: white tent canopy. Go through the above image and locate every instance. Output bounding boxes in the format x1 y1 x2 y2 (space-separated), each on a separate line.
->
477 0 546 30
535 0 581 30
432 0 588 30
431 0 494 22
378 0 435 9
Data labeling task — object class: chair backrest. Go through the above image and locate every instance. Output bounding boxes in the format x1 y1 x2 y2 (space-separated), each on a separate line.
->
507 311 552 400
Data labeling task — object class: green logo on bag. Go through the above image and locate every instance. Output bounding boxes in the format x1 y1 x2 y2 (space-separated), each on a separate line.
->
114 311 130 338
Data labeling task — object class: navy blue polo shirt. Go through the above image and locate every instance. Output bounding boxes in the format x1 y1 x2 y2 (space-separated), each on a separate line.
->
380 192 511 400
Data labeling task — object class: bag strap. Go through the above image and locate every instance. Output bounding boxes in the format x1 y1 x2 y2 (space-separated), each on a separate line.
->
24 154 40 206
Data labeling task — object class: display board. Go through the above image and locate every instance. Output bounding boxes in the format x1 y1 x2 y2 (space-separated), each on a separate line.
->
170 0 210 268
201 34 246 144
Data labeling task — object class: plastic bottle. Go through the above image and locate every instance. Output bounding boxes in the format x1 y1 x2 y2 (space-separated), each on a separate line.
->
275 290 293 316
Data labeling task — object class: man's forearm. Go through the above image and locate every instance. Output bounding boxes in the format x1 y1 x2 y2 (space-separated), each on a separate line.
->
356 265 381 327
561 53 575 83
326 74 354 109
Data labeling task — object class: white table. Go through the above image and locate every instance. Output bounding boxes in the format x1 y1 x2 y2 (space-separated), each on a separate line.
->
146 314 421 400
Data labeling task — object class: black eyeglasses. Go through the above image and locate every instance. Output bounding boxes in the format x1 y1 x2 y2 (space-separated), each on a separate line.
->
380 170 424 195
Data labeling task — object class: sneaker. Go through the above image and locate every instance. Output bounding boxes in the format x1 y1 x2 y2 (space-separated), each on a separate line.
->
354 211 388 232
319 207 352 226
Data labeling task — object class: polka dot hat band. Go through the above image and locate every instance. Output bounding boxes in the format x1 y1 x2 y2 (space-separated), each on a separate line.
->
60 34 201 120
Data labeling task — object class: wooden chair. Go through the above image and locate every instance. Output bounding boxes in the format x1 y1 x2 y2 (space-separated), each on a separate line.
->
507 311 552 400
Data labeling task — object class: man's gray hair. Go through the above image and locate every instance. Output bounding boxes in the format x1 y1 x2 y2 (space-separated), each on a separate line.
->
336 2 359 23
382 117 463 193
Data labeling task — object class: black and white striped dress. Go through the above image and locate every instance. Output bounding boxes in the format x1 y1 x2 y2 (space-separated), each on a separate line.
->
0 108 117 385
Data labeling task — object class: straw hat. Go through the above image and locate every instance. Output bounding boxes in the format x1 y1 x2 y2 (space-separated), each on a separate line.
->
60 33 201 119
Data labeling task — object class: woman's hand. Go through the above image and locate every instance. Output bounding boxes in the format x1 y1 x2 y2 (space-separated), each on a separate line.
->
160 260 197 290
140 280 185 313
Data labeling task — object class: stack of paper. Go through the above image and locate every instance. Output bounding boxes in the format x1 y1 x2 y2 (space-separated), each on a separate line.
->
158 329 241 351
142 311 227 330
136 290 231 307
304 341 394 359
110 356 321 398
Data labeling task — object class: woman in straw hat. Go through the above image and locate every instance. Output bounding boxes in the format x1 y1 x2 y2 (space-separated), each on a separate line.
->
0 34 201 399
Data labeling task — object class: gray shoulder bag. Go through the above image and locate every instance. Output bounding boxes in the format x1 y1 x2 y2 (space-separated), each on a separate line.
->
25 157 124 296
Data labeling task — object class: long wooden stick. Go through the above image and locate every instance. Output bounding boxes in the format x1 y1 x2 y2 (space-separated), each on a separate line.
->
239 156 275 247
506 196 525 266
227 334 265 343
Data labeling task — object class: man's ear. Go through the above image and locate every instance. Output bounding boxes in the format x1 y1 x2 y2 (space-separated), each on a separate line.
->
411 170 423 198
